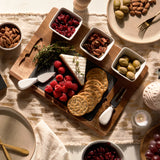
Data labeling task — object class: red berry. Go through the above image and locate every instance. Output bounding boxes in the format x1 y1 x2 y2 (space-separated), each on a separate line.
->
61 85 68 93
58 66 66 74
50 80 58 88
64 75 73 81
65 81 72 89
59 93 68 102
54 60 62 69
45 85 53 93
53 90 62 98
54 84 62 92
59 81 65 86
56 74 63 81
71 83 78 91
67 90 75 97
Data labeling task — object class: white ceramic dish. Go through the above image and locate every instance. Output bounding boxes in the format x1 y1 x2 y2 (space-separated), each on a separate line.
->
112 47 146 82
0 22 22 51
81 140 125 160
80 27 114 61
49 7 82 41
0 107 35 160
107 0 160 44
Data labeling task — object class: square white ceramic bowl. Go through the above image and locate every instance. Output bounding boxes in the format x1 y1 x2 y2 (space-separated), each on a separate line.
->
49 7 82 41
111 47 146 82
80 27 115 61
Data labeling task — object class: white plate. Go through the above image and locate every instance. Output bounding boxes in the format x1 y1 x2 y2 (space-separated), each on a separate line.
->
0 107 35 160
107 0 160 44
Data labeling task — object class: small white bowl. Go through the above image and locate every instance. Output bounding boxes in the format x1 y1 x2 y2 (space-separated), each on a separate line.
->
80 27 115 61
0 22 22 51
49 7 82 41
111 47 146 82
81 140 125 160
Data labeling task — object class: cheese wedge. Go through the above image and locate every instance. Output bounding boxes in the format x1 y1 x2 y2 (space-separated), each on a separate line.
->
60 54 86 86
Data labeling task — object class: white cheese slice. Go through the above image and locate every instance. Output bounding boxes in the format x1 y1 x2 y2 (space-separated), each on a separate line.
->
60 54 87 86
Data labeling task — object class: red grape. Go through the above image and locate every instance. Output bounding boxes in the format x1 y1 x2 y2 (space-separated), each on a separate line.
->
152 155 160 160
157 141 160 149
154 134 160 141
149 144 158 153
145 150 154 159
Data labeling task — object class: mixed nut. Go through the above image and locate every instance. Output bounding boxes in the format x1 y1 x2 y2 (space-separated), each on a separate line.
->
114 0 157 20
116 55 141 80
0 23 21 49
82 33 110 58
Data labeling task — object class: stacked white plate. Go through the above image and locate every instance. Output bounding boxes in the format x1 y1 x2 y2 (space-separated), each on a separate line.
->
143 81 160 111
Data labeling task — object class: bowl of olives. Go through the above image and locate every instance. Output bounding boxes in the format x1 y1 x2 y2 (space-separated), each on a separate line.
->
111 47 146 82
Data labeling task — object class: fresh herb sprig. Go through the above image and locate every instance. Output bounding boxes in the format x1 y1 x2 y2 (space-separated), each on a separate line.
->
33 41 75 71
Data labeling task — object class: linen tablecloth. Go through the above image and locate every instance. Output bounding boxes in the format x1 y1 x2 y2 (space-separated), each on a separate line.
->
0 13 160 146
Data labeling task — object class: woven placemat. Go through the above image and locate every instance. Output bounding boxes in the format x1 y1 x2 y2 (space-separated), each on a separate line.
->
0 13 160 146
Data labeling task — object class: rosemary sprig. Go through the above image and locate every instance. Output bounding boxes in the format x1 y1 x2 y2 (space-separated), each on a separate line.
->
33 41 76 71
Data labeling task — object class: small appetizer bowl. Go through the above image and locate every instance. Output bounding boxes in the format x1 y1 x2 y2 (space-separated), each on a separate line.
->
0 22 22 51
80 27 115 61
49 7 82 41
111 47 146 82
81 140 125 160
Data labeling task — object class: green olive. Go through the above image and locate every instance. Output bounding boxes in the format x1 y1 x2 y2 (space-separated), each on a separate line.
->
114 0 121 10
122 55 129 62
126 71 135 80
123 0 130 6
120 5 129 14
127 63 136 73
132 60 141 69
119 58 129 66
115 10 124 19
118 66 127 75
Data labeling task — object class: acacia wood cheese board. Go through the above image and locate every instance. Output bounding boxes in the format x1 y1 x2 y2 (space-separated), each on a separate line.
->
9 7 148 136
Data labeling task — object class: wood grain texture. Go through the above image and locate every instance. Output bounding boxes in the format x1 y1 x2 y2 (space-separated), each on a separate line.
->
9 7 148 136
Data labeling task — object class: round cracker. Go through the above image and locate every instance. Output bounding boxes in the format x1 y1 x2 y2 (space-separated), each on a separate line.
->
86 67 108 91
84 84 103 102
85 79 104 93
79 91 97 113
67 95 88 116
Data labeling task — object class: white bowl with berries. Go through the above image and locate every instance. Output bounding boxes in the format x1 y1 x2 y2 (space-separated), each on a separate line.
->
49 7 82 41
44 59 80 103
81 140 125 160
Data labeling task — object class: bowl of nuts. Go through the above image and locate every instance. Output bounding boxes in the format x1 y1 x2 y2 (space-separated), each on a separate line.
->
112 47 146 82
81 140 125 160
49 7 82 41
0 22 22 51
80 27 115 61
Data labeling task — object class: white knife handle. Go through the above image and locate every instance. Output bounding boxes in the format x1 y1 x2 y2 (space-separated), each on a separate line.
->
18 78 38 90
99 106 114 125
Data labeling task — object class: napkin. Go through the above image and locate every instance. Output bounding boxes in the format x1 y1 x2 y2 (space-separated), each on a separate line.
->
31 120 70 160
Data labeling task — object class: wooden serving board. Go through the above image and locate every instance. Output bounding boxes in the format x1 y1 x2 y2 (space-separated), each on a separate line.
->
9 7 148 136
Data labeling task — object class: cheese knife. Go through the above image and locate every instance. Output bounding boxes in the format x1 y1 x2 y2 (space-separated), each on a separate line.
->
18 72 55 90
99 88 126 125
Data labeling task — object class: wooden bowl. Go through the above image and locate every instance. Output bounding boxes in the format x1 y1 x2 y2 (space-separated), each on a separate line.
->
140 123 160 160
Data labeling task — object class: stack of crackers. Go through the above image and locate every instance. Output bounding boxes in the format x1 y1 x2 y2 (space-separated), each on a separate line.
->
67 67 108 116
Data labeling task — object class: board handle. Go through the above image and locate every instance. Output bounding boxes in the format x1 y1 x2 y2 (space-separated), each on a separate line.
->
18 78 38 90
99 105 114 125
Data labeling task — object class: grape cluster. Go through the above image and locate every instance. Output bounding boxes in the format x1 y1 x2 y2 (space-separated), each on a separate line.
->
145 133 160 160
